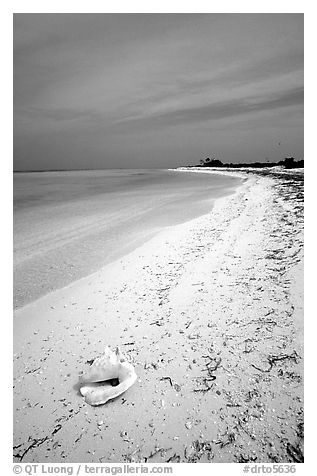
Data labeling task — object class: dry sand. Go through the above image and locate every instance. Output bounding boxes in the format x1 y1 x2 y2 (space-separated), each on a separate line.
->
13 169 304 463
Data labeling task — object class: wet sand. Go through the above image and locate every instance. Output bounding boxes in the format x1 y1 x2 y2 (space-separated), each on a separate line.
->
13 169 303 463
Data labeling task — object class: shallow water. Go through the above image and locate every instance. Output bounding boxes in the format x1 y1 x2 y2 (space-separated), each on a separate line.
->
14 169 242 308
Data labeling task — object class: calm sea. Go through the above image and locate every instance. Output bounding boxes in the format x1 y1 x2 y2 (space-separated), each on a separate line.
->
14 169 242 308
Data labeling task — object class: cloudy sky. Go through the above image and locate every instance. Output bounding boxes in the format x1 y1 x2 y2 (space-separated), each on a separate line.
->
14 13 304 170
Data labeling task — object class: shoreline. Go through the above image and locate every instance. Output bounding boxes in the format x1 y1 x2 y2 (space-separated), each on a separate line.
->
13 170 303 463
14 169 242 310
15 170 245 314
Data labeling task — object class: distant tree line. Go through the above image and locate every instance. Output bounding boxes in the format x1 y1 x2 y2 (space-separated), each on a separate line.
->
194 157 304 169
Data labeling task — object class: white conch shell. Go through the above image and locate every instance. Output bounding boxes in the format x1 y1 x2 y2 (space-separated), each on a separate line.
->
79 346 137 406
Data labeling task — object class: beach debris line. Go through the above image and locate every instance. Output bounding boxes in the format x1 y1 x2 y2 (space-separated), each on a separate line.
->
194 348 222 393
185 439 214 462
122 446 174 463
250 350 299 373
286 442 304 463
160 376 181 392
13 436 49 461
79 346 137 406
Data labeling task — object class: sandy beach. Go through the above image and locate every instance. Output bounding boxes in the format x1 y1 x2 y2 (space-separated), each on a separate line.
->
13 169 304 463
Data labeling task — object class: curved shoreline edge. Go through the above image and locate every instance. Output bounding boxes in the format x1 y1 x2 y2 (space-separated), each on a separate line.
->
14 169 303 463
14 169 246 311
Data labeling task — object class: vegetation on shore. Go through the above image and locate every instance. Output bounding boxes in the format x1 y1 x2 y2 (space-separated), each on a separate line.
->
191 157 304 169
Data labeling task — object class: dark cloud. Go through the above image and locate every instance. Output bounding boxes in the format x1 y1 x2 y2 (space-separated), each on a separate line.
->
114 87 304 130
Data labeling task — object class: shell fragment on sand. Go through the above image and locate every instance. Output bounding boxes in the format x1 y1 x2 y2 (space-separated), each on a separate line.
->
79 346 137 406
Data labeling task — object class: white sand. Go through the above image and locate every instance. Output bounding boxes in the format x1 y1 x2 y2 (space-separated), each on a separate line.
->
13 170 303 463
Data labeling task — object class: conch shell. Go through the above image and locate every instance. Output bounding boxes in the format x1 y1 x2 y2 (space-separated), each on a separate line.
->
79 346 137 406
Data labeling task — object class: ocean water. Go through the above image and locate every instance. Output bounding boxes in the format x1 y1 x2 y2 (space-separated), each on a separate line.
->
14 169 242 308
